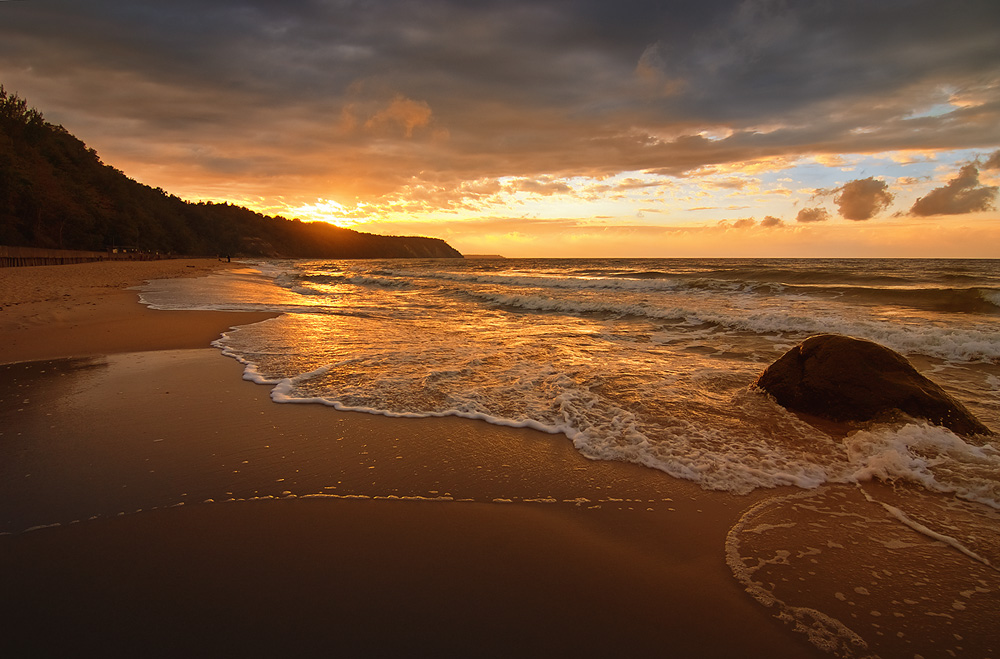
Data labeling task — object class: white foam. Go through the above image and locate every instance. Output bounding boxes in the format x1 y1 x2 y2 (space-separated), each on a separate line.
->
725 489 872 656
469 290 1000 362
979 288 1000 308
856 487 996 570
183 258 1000 504
843 423 1000 509
376 267 693 293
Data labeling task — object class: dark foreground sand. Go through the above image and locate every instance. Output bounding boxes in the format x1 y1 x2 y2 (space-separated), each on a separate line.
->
7 260 985 658
1 349 820 657
3 494 793 658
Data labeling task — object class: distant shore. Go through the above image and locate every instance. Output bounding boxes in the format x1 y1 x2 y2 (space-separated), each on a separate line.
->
0 258 827 657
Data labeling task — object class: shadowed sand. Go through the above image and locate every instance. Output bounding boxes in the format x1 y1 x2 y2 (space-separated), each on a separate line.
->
0 260 824 657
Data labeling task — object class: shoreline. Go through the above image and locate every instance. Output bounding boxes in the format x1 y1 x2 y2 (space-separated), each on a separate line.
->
0 259 825 656
0 259 278 363
6 259 996 657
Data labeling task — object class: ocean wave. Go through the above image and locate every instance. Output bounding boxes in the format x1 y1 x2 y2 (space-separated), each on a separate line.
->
702 262 999 288
241 363 834 495
388 268 691 292
704 265 919 287
470 290 1000 362
218 317 999 507
284 272 418 291
231 345 1000 504
377 267 794 295
362 268 999 314
610 270 675 280
980 288 1000 308
163 259 1000 509
781 284 1000 314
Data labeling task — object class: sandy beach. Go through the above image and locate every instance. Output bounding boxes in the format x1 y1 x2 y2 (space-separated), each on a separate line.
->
0 259 278 363
0 259 823 657
2 260 996 658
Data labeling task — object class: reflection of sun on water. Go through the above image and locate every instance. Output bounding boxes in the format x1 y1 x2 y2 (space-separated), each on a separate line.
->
205 258 1000 529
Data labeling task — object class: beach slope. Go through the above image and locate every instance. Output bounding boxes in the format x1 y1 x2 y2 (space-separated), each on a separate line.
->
1 260 821 657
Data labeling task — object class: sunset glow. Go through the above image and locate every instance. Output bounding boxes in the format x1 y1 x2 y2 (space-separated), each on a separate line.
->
2 1 998 257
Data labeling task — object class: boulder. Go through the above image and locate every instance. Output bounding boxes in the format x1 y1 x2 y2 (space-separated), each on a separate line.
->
755 334 991 436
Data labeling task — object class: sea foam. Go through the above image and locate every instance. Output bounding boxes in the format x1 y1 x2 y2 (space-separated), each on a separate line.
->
154 257 1000 503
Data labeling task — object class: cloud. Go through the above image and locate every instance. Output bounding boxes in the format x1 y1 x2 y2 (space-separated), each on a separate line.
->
636 1 1000 128
1 0 999 229
796 207 831 223
909 164 998 216
833 177 894 220
364 95 432 137
704 176 758 191
510 178 573 196
760 215 785 228
984 150 1000 170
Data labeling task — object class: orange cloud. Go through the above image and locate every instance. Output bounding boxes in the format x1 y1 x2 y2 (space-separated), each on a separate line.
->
364 95 432 137
4 0 999 257
510 178 573 196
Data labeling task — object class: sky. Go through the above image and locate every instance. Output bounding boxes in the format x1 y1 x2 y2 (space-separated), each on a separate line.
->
2 0 1000 258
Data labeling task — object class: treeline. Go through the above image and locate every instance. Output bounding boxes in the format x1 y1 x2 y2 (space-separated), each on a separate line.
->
0 87 461 259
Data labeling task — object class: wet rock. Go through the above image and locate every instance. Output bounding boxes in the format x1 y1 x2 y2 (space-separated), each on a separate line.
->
755 334 991 436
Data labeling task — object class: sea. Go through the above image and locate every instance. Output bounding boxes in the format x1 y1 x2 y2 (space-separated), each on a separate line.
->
137 256 1000 656
140 257 1000 503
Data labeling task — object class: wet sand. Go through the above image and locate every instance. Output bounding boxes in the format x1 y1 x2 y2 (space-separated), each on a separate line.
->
0 259 828 657
0 259 277 363
1 351 824 657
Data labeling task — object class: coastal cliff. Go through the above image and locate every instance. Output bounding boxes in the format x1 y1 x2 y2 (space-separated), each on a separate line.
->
0 87 462 259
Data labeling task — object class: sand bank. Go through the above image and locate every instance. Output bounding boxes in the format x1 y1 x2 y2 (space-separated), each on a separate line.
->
0 259 829 657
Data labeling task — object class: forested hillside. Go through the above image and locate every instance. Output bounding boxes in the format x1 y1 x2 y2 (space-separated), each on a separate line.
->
0 87 461 258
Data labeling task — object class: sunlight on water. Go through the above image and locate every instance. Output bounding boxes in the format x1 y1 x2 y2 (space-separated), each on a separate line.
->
136 256 1000 657
140 258 1000 501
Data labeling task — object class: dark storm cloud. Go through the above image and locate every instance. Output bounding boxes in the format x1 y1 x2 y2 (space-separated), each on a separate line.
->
2 0 999 206
832 177 894 221
909 164 998 216
638 0 1000 122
